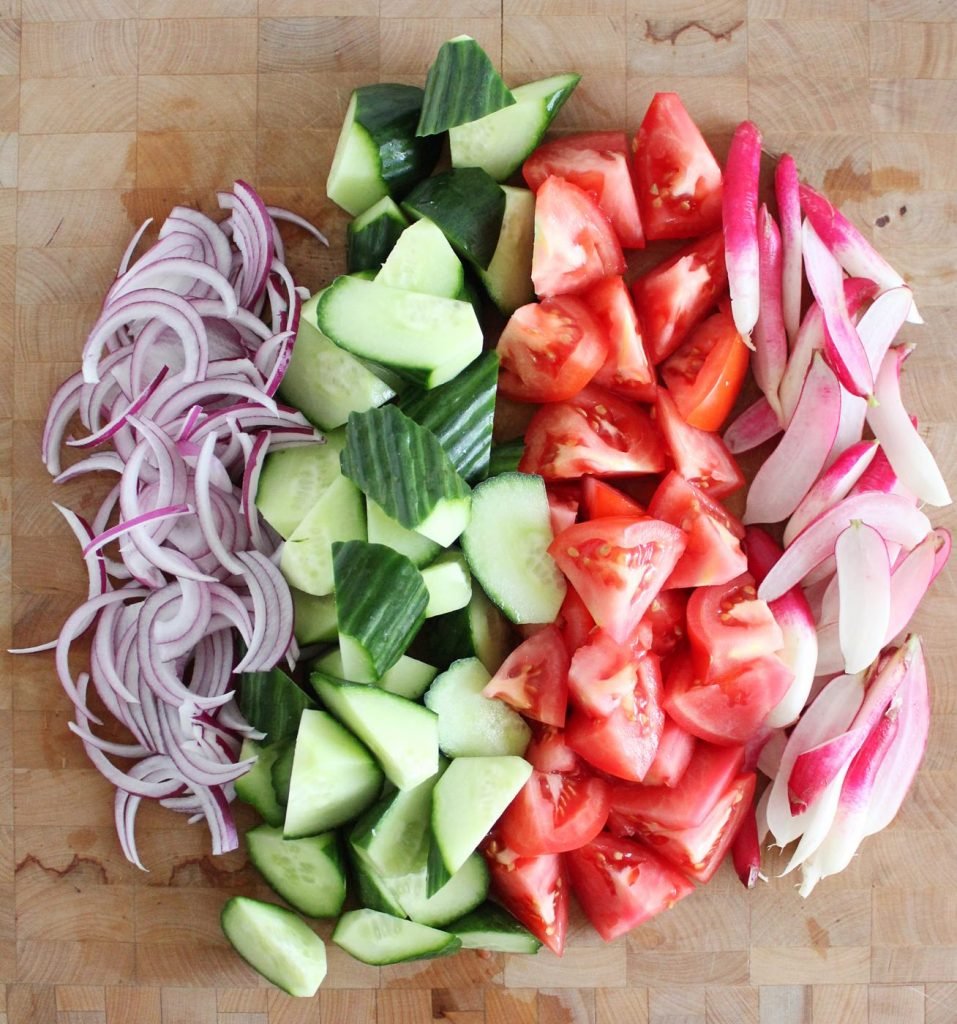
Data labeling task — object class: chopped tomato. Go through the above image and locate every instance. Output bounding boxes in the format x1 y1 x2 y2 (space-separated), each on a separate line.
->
631 231 728 364
643 716 697 787
520 385 668 481
523 132 644 248
649 472 746 588
531 175 626 298
565 653 665 782
549 517 686 644
633 92 723 241
633 588 689 658
525 723 581 774
686 574 784 679
546 482 581 537
498 769 611 855
483 624 570 728
655 389 745 498
566 833 695 942
483 835 569 955
567 630 640 719
497 296 609 403
664 648 793 746
582 476 646 520
554 585 596 655
660 307 750 431
586 276 657 404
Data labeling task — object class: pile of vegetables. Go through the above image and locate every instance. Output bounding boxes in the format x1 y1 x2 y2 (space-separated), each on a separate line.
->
20 33 950 997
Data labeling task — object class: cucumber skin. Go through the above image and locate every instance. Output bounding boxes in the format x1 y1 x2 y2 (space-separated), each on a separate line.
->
239 668 315 745
347 196 408 273
488 439 525 476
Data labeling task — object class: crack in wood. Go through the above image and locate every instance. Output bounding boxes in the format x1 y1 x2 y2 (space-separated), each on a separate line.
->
644 19 744 46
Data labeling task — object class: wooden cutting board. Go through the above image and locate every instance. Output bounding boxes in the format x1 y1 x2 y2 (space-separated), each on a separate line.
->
4 2 956 1022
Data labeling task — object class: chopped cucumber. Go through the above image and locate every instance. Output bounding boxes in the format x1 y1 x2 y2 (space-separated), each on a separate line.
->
327 84 440 216
246 826 347 919
341 405 472 547
376 218 464 298
234 739 287 828
350 846 408 918
347 195 408 273
333 540 428 681
312 648 438 702
422 551 472 618
462 472 566 624
488 439 525 477
395 852 489 928
424 657 531 757
280 475 366 597
316 276 482 389
417 35 515 137
239 667 315 745
332 909 460 965
416 583 513 675
279 295 395 431
402 168 506 270
254 434 345 540
366 497 441 569
283 709 383 839
478 185 535 315
448 901 543 954
311 672 439 791
449 73 580 181
431 755 533 876
292 589 338 646
399 350 498 484
221 896 327 997
271 741 295 807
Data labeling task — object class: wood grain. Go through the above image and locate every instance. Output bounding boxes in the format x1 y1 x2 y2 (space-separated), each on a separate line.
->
4 3 956 1021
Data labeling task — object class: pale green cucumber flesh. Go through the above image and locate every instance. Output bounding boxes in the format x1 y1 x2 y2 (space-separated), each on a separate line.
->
254 434 345 540
366 497 441 569
448 901 543 953
246 825 347 919
376 217 464 298
478 185 536 315
234 740 286 828
422 551 473 618
292 589 338 645
332 909 461 965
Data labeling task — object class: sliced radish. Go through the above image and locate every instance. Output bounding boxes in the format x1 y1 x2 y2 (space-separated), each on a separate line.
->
857 285 913 377
774 154 803 347
835 521 891 674
723 121 762 339
723 395 782 453
885 528 951 642
753 205 787 420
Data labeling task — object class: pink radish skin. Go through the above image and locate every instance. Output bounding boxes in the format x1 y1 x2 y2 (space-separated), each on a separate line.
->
744 353 841 525
753 205 787 420
885 528 952 642
723 395 782 454
775 154 803 347
799 183 923 325
758 492 931 603
723 121 763 339
848 444 907 499
867 345 952 507
836 520 892 674
784 440 878 546
731 802 762 888
802 220 873 398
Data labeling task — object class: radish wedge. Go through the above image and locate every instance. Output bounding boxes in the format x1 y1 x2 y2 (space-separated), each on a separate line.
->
802 221 873 398
784 441 878 546
775 154 802 348
753 205 787 420
867 345 952 508
744 353 840 526
731 801 761 889
836 521 891 674
758 492 931 603
799 183 923 325
723 121 762 340
857 285 913 377
723 395 781 453
885 528 951 642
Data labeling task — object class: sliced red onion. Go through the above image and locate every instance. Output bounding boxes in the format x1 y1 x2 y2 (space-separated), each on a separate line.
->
42 372 86 475
110 257 239 315
267 205 330 248
118 218 154 276
723 395 782 454
723 121 762 340
161 207 233 278
753 205 787 420
775 154 803 347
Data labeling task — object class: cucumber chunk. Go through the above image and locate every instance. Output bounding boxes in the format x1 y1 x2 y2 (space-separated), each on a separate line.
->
327 84 440 216
448 901 543 953
449 73 580 181
422 551 472 619
221 896 327 997
234 739 287 828
395 852 489 928
417 35 515 137
462 472 566 624
488 439 525 476
292 589 338 646
341 405 472 547
431 755 533 876
316 276 482 389
478 185 536 315
271 741 295 807
254 434 345 540
280 476 366 597
283 709 384 839
239 667 315 745
312 648 438 702
347 195 408 273
424 657 531 757
416 583 513 675
350 847 408 918
376 217 464 298
332 909 461 965
402 168 506 270
366 497 441 569
246 825 347 919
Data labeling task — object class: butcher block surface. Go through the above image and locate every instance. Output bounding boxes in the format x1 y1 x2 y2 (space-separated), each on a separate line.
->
3 1 957 1022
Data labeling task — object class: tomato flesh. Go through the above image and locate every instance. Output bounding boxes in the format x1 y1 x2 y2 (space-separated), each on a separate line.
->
554 585 596 655
546 482 581 538
525 723 581 774
582 476 646 520
632 588 689 658
566 833 695 941
586 276 657 403
483 624 570 728
643 715 697 787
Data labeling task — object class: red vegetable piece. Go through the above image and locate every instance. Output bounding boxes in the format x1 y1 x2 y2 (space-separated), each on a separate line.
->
483 624 570 728
586 275 656 403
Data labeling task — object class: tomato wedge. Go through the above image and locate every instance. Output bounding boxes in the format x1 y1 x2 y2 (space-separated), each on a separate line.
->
566 833 695 942
660 307 750 431
546 482 581 537
656 389 746 498
643 715 697 787
632 588 689 658
531 175 625 298
497 296 608 403
483 836 569 955
523 132 645 248
554 585 596 655
525 723 581 773
520 385 668 481
633 92 723 241
582 476 646 520
483 624 570 728
549 517 687 644
586 276 657 404
498 769 611 855
567 630 641 719
632 231 728 364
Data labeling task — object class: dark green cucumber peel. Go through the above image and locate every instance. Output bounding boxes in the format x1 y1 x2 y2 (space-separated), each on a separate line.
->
346 195 409 272
488 439 525 476
270 741 296 807
332 540 428 680
416 35 515 137
402 168 506 270
399 351 498 484
239 667 316 745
